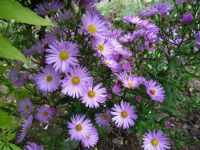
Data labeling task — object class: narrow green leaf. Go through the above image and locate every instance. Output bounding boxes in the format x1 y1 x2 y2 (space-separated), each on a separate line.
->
9 143 22 150
0 0 53 26
0 109 18 129
0 36 27 63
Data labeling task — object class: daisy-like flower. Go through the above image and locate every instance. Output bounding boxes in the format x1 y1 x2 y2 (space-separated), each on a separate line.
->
81 126 99 148
33 65 60 93
46 40 79 72
103 57 122 73
25 142 43 150
118 72 140 89
142 130 170 150
95 109 111 127
61 66 92 98
81 11 108 38
92 37 113 57
123 15 141 24
81 83 107 108
111 101 138 129
17 115 33 143
145 80 165 102
36 105 54 124
68 114 93 140
120 32 135 43
18 98 33 116
13 72 30 88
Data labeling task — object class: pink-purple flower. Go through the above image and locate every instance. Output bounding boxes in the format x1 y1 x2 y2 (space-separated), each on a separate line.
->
36 105 54 124
25 142 43 150
68 114 93 140
145 80 165 102
142 130 170 150
46 40 79 72
34 65 61 93
111 101 138 129
18 98 33 116
95 109 111 127
81 83 107 108
61 66 92 98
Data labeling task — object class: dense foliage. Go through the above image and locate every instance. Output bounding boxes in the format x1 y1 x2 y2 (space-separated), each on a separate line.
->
0 0 200 150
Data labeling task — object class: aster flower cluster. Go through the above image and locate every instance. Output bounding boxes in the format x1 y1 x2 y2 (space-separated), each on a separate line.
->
11 0 200 149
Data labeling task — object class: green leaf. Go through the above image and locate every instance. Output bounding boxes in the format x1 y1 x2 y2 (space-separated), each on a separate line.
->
9 143 22 150
0 109 18 129
0 36 27 63
0 0 53 26
7 132 16 141
62 140 79 150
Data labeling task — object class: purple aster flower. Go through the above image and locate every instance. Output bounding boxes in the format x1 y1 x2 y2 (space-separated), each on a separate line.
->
145 80 165 102
61 66 92 98
8 61 23 80
120 32 135 43
123 15 141 24
109 30 122 39
46 40 79 72
23 41 44 56
68 114 93 140
13 72 30 88
33 65 60 93
176 0 185 4
92 37 113 57
165 119 174 128
34 0 65 16
118 72 140 89
81 126 99 148
18 98 33 116
103 57 122 73
25 142 43 150
122 61 132 72
52 10 75 23
182 12 193 24
74 0 97 9
112 84 122 96
36 105 54 124
81 11 109 38
95 109 111 127
142 130 170 150
17 115 33 143
111 101 138 129
81 83 107 108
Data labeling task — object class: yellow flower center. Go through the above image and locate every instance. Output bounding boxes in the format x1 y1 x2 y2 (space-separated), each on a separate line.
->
121 111 128 118
46 75 53 82
59 51 69 60
101 114 107 120
127 81 133 87
88 90 96 98
71 77 80 85
151 138 159 147
75 124 82 131
23 105 30 110
88 25 97 34
150 89 155 95
98 44 104 52
42 111 48 117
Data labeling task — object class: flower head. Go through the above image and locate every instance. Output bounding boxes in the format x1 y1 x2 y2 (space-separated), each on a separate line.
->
34 65 60 93
123 15 141 24
81 83 107 108
111 101 138 129
81 126 99 148
17 115 33 143
36 105 54 124
18 98 33 116
92 37 113 57
82 12 108 38
68 114 93 140
145 80 165 102
95 109 111 127
46 40 79 72
182 12 193 24
142 130 170 150
13 72 30 88
118 72 140 89
120 32 135 43
61 66 92 98
25 142 43 150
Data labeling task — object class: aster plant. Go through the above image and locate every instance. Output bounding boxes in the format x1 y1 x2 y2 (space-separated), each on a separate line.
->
2 0 199 149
